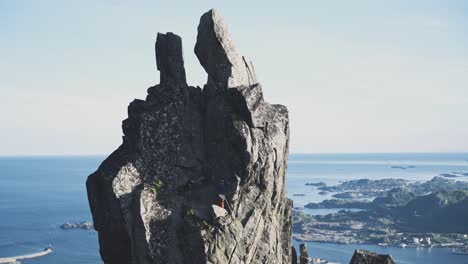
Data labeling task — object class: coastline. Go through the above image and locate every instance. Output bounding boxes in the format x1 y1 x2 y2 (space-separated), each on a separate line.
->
293 234 466 249
293 240 468 264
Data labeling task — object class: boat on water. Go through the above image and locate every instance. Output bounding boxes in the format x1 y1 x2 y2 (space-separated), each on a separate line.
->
43 245 53 251
452 249 468 255
0 245 53 263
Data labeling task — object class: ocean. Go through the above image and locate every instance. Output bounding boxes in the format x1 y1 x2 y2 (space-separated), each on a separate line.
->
1 153 468 264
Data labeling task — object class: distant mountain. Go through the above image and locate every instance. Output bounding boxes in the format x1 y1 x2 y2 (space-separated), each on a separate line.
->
411 176 468 195
394 190 468 233
373 188 416 208
303 189 468 234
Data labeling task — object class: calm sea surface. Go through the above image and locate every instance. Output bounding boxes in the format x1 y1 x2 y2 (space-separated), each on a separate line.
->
0 153 467 263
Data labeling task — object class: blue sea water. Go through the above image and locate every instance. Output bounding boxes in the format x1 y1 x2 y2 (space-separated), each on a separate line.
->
0 153 467 263
0 157 102 264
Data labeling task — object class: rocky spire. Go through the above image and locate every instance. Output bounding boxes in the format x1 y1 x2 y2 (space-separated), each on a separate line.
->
291 246 298 264
195 9 257 89
299 243 310 264
87 9 291 264
155 32 186 85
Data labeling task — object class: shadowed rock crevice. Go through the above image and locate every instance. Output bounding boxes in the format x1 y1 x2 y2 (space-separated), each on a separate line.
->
87 8 291 264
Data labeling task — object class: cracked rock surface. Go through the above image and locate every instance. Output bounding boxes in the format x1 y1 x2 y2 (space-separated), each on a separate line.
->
86 8 292 264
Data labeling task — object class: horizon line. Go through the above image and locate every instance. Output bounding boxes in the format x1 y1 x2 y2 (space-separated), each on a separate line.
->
1 151 468 158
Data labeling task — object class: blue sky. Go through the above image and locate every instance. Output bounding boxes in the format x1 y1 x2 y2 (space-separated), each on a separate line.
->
1 0 468 155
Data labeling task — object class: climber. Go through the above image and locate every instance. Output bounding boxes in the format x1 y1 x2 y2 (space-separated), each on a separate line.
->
218 193 233 213
218 179 226 209
217 179 232 212
219 194 225 209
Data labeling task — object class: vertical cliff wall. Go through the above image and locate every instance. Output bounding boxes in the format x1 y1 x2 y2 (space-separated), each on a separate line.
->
86 9 292 264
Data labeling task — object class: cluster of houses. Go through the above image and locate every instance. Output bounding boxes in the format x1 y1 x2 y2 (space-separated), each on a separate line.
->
397 236 431 248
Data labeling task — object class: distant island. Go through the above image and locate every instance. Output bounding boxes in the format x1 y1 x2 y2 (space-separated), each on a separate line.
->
60 221 93 230
306 176 468 203
294 176 468 248
439 172 468 178
305 182 327 187
390 165 416 170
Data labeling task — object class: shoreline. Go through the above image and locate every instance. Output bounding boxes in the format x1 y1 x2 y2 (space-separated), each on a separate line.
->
293 234 466 250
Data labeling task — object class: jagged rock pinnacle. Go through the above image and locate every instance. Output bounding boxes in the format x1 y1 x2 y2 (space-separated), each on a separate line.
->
87 8 291 264
195 8 257 89
156 32 186 85
299 243 310 264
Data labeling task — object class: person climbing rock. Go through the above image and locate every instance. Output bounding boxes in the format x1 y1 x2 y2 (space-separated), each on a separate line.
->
218 179 226 209
219 194 225 209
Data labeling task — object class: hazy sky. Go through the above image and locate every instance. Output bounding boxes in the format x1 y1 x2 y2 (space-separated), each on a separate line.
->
1 0 468 155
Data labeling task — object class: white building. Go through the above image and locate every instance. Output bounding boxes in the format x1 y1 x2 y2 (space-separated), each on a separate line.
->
425 237 431 245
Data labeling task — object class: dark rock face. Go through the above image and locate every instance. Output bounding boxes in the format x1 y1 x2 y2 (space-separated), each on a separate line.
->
86 8 292 264
349 250 395 264
291 246 298 264
299 243 310 264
